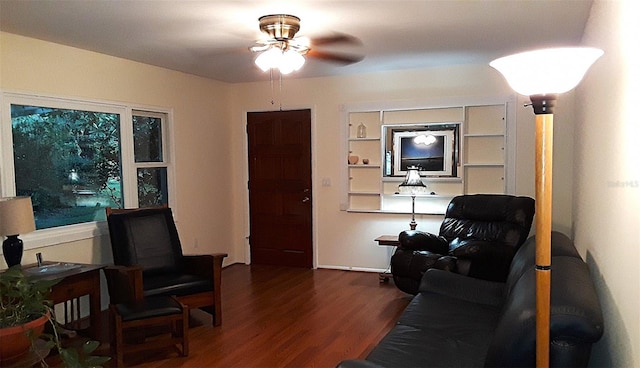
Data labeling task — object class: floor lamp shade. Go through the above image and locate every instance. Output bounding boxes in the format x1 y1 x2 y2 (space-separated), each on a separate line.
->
490 47 602 367
0 196 36 267
489 47 604 96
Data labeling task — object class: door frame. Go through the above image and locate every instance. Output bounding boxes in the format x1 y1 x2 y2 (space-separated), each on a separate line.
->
241 105 318 267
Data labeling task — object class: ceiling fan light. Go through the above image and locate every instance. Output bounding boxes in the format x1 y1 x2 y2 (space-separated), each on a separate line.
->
282 49 305 72
255 47 282 72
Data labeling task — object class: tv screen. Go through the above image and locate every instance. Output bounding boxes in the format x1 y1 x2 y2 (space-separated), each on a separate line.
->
392 129 456 177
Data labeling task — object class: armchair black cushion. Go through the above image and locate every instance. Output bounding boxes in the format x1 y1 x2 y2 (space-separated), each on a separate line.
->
391 194 535 294
105 207 227 325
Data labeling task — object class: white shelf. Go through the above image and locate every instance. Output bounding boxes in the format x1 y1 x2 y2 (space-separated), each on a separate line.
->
381 176 463 183
348 137 380 141
348 164 381 168
387 193 454 199
348 191 380 196
464 133 504 138
463 163 504 167
346 209 446 215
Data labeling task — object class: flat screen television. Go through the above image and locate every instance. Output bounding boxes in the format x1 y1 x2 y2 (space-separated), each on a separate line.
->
387 123 459 177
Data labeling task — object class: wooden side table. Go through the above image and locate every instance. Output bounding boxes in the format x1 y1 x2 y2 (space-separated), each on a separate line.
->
23 262 105 341
375 235 399 283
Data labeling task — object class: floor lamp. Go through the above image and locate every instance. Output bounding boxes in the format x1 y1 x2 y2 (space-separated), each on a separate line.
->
490 47 602 367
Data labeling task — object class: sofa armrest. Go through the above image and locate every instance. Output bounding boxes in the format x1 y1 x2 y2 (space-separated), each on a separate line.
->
419 268 505 306
336 360 387 368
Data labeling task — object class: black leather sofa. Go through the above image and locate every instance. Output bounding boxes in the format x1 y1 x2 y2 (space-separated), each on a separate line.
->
391 194 535 295
338 232 604 368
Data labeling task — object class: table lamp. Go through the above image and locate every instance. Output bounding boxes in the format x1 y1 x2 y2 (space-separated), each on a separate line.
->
398 166 426 230
0 196 36 267
490 46 602 367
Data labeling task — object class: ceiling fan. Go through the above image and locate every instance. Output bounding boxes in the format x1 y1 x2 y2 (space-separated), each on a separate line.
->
250 14 363 74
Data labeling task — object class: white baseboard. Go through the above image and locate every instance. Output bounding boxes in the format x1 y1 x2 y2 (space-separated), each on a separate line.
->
316 264 386 273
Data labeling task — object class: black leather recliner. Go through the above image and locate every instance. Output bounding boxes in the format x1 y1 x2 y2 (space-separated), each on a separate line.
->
391 194 535 294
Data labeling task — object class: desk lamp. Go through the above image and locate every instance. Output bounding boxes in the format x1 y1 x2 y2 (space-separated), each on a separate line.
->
490 47 602 367
0 196 36 267
398 166 426 230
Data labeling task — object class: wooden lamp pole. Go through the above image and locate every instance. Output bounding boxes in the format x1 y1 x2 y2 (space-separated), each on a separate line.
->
531 95 556 367
490 47 602 367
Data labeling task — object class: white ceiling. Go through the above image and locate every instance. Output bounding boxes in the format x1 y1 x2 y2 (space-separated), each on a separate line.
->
0 0 593 84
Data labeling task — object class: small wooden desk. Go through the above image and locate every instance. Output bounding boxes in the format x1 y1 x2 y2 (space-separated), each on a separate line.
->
375 235 400 247
375 235 400 283
24 262 104 341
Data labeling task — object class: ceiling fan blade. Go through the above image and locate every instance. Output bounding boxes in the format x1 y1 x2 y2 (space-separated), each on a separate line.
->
309 33 362 46
306 49 364 64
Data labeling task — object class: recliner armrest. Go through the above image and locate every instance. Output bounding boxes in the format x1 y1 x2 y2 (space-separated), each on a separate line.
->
419 268 505 306
398 230 449 254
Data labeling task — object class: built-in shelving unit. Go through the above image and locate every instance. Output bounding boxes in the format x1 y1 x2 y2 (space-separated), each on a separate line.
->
463 104 507 194
342 98 514 215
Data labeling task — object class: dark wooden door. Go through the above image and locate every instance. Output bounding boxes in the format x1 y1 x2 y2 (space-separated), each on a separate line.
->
247 109 312 268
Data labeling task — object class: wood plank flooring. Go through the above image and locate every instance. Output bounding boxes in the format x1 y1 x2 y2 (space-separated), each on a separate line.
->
120 264 411 367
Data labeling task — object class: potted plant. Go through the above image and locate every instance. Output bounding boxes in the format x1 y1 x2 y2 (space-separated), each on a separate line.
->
0 265 110 367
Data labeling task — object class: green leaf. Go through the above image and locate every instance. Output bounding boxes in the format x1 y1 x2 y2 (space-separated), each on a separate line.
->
81 340 100 354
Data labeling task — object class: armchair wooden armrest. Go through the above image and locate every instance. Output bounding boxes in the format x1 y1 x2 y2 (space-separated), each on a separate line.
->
104 265 145 304
182 253 227 326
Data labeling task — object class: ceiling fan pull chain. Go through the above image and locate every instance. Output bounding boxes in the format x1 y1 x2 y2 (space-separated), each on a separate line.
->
270 68 275 106
279 71 283 111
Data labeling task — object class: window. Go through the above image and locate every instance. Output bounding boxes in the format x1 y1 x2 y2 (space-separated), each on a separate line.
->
132 111 169 208
1 93 174 247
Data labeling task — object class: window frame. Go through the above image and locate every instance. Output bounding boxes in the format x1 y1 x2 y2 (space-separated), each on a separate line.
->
0 91 175 250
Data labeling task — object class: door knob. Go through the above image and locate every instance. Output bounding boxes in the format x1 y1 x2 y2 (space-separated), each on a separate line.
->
302 197 310 203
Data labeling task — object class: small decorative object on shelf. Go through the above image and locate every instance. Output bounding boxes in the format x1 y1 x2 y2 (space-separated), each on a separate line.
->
362 158 370 164
357 123 367 138
348 155 359 164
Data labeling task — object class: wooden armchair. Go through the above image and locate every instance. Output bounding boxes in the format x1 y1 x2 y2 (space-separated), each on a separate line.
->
104 206 227 326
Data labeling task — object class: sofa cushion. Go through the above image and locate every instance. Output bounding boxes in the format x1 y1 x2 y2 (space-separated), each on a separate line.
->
365 292 500 368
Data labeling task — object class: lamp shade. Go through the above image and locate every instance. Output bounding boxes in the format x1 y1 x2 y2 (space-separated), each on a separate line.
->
280 49 305 74
0 196 36 236
255 47 305 74
490 47 603 96
255 47 282 72
398 167 427 195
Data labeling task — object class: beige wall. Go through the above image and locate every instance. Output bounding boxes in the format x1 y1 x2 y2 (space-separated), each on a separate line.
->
575 0 639 366
228 66 576 270
0 32 235 269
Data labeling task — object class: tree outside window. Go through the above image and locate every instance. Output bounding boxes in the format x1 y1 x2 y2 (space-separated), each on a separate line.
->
12 105 122 229
10 105 171 230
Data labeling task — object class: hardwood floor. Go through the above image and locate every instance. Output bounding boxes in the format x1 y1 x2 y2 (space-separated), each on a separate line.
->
118 264 411 367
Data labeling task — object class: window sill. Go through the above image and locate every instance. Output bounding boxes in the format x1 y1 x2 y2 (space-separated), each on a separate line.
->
17 221 109 251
